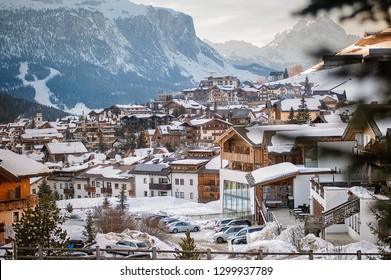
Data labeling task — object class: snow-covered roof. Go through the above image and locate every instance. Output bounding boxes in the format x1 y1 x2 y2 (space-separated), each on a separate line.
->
170 159 209 165
21 128 63 139
0 149 50 177
46 142 88 154
86 165 133 180
248 162 332 185
248 162 299 185
170 99 205 109
204 156 228 170
280 98 321 111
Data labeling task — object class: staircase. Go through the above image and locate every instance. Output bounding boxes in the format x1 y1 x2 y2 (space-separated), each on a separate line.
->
304 197 360 235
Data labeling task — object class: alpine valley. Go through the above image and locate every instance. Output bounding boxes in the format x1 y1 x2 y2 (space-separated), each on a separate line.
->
0 0 361 111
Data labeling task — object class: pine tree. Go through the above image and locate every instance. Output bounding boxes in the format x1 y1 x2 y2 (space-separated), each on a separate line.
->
296 96 311 124
82 211 97 243
304 76 312 96
283 68 289 79
117 185 128 212
175 229 200 260
287 106 296 124
66 203 73 214
137 126 146 148
37 179 52 200
13 194 68 256
102 197 111 209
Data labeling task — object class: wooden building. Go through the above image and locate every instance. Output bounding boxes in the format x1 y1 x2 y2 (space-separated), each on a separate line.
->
0 150 50 244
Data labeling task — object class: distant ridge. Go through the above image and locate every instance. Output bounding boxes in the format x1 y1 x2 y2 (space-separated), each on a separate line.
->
0 92 67 123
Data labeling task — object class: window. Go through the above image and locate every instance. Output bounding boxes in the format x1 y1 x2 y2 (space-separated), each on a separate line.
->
92 181 95 187
122 184 127 190
180 179 184 185
151 191 154 197
32 189 36 195
53 183 57 189
77 184 81 190
175 178 179 185
190 193 194 199
180 192 184 199
143 178 147 184
65 183 69 188
60 183 63 189
107 182 112 189
78 195 81 199
175 191 179 198
190 179 193 186
115 183 119 189
144 191 148 197
13 211 19 223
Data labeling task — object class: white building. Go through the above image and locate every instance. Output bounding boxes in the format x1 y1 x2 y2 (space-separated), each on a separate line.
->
170 159 209 202
131 163 172 198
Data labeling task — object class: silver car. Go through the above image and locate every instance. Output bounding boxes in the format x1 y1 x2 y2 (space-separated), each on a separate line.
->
163 221 200 233
213 225 248 243
105 239 150 256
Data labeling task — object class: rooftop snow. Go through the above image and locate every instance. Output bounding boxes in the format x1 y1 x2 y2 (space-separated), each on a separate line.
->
0 149 50 177
47 142 88 154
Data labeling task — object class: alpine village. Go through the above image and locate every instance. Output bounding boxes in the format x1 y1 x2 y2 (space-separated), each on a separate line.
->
0 1 391 261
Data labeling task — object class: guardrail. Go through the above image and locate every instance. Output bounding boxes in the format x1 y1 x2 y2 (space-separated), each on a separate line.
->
2 245 389 260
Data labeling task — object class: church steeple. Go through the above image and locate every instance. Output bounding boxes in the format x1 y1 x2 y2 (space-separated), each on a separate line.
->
35 107 43 128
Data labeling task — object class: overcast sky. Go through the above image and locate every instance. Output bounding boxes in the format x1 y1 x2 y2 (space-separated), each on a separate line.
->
130 0 386 47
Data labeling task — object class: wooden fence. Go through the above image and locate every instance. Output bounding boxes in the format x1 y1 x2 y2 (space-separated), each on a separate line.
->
1 245 389 260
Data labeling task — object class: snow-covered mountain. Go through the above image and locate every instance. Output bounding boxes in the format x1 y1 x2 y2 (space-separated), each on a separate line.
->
207 15 360 71
0 0 257 109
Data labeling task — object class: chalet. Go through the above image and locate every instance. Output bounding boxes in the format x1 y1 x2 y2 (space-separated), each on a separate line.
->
130 163 172 198
170 159 209 202
20 128 64 153
272 97 321 123
268 71 284 82
236 87 260 103
197 156 227 203
207 85 237 105
121 114 174 131
181 118 232 148
229 108 256 126
0 149 50 244
154 124 183 148
163 99 205 115
73 163 136 199
44 142 88 163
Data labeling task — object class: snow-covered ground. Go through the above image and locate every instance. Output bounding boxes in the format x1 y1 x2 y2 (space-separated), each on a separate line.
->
57 196 386 260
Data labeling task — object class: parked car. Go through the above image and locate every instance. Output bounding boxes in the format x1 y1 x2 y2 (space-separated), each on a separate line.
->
213 225 248 243
66 239 85 249
158 217 179 228
225 219 252 228
214 218 234 232
66 214 84 221
163 221 200 233
105 240 150 257
227 225 266 244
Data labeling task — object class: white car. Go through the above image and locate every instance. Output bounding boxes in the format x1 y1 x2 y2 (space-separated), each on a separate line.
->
105 240 150 257
213 225 248 243
163 221 201 233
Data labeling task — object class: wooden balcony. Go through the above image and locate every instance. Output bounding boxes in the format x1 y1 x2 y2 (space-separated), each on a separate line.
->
149 183 172 191
101 188 112 194
85 186 96 193
0 196 38 212
63 188 74 195
128 189 135 197
222 152 252 163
